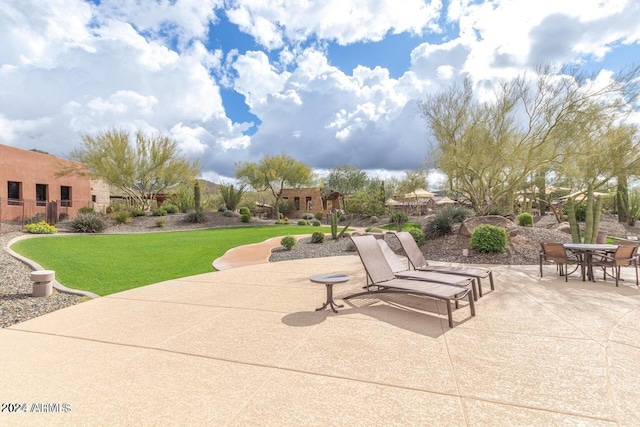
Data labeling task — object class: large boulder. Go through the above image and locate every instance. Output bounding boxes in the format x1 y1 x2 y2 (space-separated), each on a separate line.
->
459 215 519 237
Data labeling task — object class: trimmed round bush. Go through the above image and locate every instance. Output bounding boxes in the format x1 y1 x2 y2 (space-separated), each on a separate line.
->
25 221 57 234
314 212 323 221
152 208 167 216
218 205 226 212
311 231 325 243
164 204 179 214
241 213 251 223
312 220 321 226
78 206 94 215
131 209 147 217
516 212 534 227
408 228 425 246
302 213 315 220
69 214 105 233
239 207 250 215
370 215 378 223
223 209 234 217
281 235 296 250
470 224 508 253
297 219 309 226
58 212 69 221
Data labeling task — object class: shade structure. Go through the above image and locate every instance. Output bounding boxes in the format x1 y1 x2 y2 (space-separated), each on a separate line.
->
403 189 434 199
436 196 456 205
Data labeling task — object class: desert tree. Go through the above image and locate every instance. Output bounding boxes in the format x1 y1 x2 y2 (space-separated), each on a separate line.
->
67 128 199 210
324 164 368 212
235 153 312 219
420 65 640 215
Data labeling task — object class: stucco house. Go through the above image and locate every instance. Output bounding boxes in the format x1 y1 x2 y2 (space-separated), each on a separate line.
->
279 187 341 218
0 144 92 223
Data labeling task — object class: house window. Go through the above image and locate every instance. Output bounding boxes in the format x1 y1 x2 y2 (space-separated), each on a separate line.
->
294 197 300 210
36 184 48 206
61 186 72 207
7 181 22 205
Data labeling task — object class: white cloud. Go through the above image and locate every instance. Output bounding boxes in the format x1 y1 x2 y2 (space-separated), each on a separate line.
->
226 0 442 49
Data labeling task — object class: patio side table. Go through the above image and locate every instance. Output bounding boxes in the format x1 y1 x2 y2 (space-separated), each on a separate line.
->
310 273 349 313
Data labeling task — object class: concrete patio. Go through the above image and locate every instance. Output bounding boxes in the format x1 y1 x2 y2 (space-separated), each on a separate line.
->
1 255 640 426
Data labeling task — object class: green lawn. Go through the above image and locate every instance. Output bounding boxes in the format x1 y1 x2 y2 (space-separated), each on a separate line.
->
378 222 422 231
11 226 328 296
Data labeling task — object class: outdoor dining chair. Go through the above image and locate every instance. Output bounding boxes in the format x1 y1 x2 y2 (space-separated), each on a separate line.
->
539 242 581 282
590 244 639 287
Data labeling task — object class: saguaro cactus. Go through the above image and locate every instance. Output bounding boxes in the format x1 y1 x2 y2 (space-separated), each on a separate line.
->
194 181 201 213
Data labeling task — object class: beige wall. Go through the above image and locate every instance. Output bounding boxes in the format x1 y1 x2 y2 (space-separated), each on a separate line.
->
90 179 111 213
0 144 91 221
280 187 325 218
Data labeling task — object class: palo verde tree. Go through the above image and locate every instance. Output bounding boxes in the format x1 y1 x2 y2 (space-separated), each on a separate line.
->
396 169 429 215
235 153 312 219
67 128 199 210
420 65 640 215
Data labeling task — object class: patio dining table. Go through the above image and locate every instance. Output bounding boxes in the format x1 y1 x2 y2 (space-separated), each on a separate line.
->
563 243 619 282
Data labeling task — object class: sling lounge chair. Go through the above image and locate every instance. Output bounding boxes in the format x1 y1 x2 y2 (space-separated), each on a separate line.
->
390 231 494 297
376 238 479 301
346 234 475 328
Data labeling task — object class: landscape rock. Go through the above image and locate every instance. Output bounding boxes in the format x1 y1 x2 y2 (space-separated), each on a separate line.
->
459 215 519 237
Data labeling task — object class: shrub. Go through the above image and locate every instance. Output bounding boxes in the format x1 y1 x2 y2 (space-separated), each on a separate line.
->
408 228 425 246
25 221 57 234
312 220 321 226
223 210 234 217
241 213 251 223
24 213 45 225
297 219 309 226
311 231 325 243
239 206 250 215
131 209 147 217
58 212 69 221
516 212 534 227
155 218 166 227
78 206 94 215
314 212 324 221
186 210 205 223
280 235 296 250
152 208 167 216
339 214 346 222
302 213 315 220
370 215 379 223
105 206 114 214
441 205 472 223
217 205 226 212
69 214 105 233
365 226 383 233
275 219 289 225
163 204 179 214
389 211 408 231
470 225 508 253
113 211 131 224
424 205 472 239
574 202 587 221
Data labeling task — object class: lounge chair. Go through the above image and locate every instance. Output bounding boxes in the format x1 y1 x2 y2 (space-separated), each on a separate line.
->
346 234 475 328
390 231 494 297
376 238 479 301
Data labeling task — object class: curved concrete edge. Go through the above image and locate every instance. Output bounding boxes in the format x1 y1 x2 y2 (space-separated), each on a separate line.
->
5 234 100 299
212 234 311 270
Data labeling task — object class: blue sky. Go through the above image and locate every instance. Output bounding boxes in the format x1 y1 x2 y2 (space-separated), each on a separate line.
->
1 0 639 183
